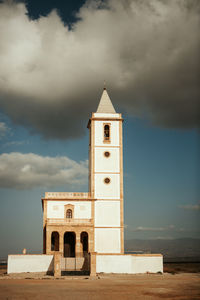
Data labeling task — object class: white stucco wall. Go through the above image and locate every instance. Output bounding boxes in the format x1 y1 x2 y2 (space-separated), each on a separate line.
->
94 174 120 199
7 255 54 274
95 201 120 227
131 256 163 273
96 255 163 274
47 201 91 219
94 121 119 146
96 255 132 273
94 147 120 173
95 228 121 253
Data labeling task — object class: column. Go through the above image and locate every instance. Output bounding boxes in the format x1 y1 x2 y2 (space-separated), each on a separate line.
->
88 229 94 253
59 232 64 256
43 227 46 254
75 231 82 257
46 228 51 254
54 252 61 277
90 252 96 276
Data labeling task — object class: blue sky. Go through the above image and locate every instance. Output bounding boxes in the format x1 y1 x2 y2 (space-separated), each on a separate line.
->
0 0 199 258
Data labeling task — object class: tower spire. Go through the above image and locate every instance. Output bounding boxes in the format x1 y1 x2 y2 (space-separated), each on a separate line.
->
96 88 116 113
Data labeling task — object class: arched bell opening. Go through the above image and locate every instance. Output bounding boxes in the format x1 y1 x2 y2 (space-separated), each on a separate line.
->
104 124 110 142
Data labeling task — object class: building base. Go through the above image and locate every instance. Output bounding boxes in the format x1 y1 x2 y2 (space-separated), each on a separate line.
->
96 254 163 274
7 253 163 275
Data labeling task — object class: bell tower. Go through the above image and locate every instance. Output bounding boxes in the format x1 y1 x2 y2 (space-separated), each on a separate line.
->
88 88 124 253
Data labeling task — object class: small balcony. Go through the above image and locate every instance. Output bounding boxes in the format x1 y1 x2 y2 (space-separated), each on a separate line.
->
46 218 93 226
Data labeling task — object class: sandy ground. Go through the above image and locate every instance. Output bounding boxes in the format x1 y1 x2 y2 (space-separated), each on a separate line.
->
0 271 200 300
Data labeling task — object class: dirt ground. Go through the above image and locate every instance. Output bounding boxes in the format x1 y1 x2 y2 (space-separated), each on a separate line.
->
0 266 200 300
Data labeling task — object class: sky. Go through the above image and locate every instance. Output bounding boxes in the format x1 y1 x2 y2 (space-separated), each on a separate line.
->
0 0 199 258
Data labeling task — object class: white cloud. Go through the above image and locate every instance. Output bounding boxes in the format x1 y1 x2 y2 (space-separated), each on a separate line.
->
153 236 174 240
1 140 28 148
179 204 200 211
133 226 167 232
128 224 180 232
0 122 9 139
0 0 199 139
0 152 88 189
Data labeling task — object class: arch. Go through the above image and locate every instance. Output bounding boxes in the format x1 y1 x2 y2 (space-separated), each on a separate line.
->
104 124 110 142
66 209 72 219
64 204 74 219
51 231 59 251
64 232 76 257
81 231 88 254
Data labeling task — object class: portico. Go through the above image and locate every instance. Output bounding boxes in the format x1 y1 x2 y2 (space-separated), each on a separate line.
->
42 192 95 258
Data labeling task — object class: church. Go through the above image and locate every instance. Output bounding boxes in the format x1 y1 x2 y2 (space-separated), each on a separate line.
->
41 88 163 274
42 88 124 258
8 88 163 275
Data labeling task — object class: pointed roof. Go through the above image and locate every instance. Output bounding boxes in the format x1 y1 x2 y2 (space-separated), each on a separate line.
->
96 88 116 113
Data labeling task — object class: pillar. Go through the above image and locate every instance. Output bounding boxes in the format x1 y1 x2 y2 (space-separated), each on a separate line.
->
90 252 96 276
88 229 94 253
46 228 51 254
43 227 46 254
54 252 61 277
59 232 64 256
76 231 82 257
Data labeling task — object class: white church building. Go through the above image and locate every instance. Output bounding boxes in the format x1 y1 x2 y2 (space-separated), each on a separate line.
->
8 89 163 275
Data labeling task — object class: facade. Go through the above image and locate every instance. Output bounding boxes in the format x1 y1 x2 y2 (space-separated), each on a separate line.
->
42 88 124 257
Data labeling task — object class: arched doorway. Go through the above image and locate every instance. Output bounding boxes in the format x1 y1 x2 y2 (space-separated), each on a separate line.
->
81 232 88 255
51 231 59 251
64 232 76 257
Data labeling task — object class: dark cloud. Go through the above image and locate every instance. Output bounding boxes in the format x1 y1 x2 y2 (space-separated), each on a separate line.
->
0 0 199 139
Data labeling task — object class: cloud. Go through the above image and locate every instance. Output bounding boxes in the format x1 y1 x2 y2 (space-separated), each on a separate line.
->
1 140 29 148
128 224 180 232
132 226 169 232
179 204 200 211
0 152 88 189
153 236 174 240
0 122 9 139
127 224 199 233
0 0 199 139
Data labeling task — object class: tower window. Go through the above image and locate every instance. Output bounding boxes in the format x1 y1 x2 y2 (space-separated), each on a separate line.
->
104 124 110 142
104 177 111 184
104 151 110 158
66 209 72 218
